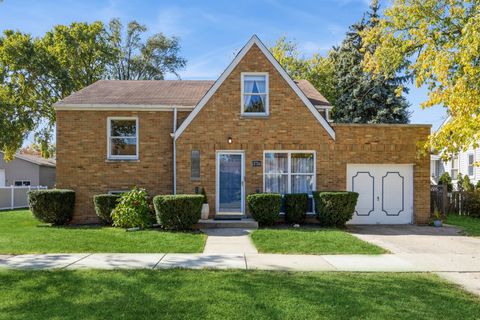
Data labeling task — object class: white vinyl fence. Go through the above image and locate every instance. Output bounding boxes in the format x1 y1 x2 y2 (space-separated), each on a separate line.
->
0 186 48 210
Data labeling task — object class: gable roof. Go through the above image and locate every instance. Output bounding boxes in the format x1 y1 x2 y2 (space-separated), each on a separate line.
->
174 35 336 140
55 80 215 107
1 152 56 167
53 79 331 109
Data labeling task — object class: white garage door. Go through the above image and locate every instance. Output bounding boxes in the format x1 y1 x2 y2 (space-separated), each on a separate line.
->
347 164 413 224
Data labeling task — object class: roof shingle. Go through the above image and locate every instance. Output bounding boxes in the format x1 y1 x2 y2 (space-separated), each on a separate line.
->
56 79 331 107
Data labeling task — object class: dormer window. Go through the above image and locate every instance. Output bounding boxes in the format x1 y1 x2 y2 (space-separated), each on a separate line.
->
241 72 269 116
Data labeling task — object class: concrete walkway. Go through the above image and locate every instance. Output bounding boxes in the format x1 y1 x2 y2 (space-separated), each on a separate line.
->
202 228 258 254
1 252 480 273
348 225 480 296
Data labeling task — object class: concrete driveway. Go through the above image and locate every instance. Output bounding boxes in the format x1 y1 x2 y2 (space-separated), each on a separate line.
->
348 224 480 295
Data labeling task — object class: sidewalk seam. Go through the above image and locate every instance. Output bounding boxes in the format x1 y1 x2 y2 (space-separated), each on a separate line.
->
152 253 166 269
62 253 93 269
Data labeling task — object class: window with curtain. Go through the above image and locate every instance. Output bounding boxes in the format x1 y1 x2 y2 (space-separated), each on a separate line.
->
264 152 315 195
242 73 268 115
191 150 200 179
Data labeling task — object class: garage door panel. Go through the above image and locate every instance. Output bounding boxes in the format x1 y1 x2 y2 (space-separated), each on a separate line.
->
347 164 413 225
351 171 374 216
381 172 405 216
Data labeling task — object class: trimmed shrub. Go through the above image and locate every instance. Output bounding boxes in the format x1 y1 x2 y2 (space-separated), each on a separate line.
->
464 191 480 218
200 187 208 204
463 175 475 192
93 194 121 224
247 193 282 226
313 191 359 227
153 194 203 230
111 187 154 228
284 193 308 224
28 189 75 225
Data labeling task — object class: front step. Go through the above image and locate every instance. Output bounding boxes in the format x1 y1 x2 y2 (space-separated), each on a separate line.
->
196 219 258 229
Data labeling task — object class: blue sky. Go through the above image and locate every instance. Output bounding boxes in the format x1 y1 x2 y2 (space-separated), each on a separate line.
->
0 0 446 130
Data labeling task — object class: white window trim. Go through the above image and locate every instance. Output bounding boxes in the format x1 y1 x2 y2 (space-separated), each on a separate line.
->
107 117 139 160
451 155 459 179
467 153 475 177
263 150 316 194
14 180 31 186
241 72 269 116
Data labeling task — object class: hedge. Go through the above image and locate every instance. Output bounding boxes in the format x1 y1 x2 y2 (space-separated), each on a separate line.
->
247 193 282 226
27 189 75 225
284 193 308 224
153 195 203 230
313 191 359 227
93 194 121 225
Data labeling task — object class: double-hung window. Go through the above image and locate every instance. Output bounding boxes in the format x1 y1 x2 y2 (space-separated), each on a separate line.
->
107 117 138 160
241 73 269 116
264 151 315 195
468 153 475 177
451 155 459 180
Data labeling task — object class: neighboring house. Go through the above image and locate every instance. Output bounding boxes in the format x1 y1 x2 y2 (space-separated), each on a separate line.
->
54 35 430 225
430 117 479 187
0 152 56 188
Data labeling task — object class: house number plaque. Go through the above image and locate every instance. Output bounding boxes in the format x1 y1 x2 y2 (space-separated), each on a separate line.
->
252 160 262 167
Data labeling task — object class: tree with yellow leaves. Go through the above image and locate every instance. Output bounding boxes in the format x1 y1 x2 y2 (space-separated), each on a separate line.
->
361 0 480 159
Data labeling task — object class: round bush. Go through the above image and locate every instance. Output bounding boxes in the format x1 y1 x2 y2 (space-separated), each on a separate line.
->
313 191 359 227
153 194 203 230
284 193 309 224
93 194 121 225
28 189 75 225
111 187 155 228
247 193 282 226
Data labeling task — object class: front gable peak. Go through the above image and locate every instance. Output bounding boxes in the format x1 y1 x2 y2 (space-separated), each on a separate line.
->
174 35 336 140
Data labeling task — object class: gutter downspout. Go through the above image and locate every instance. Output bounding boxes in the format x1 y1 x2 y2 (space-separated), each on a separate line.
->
172 107 177 195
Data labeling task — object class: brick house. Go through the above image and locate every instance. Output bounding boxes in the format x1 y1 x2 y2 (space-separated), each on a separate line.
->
55 35 431 225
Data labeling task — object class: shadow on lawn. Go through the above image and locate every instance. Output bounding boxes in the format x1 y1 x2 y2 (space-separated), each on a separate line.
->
0 270 479 320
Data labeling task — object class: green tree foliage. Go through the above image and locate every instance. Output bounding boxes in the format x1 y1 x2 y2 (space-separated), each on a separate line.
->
107 18 186 80
270 36 337 106
331 1 411 123
438 172 453 192
0 22 115 160
361 0 480 158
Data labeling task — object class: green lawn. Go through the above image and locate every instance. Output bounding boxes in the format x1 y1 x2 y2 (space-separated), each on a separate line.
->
251 228 386 254
0 210 206 253
445 214 480 236
0 270 478 320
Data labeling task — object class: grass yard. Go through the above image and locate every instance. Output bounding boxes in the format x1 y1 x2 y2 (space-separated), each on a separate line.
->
0 210 206 253
251 228 386 254
0 269 479 320
445 214 480 236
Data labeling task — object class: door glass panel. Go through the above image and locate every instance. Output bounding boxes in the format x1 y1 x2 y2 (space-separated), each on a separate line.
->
219 154 242 213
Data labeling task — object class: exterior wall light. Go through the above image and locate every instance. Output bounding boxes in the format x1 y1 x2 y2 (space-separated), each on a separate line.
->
228 137 233 144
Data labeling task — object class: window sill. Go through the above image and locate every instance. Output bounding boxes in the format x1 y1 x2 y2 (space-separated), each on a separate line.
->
191 177 201 182
105 158 140 163
240 113 269 119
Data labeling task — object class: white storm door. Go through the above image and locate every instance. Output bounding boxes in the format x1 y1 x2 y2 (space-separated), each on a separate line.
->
216 152 245 215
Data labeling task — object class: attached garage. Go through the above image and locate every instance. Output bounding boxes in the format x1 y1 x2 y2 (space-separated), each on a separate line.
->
346 164 414 224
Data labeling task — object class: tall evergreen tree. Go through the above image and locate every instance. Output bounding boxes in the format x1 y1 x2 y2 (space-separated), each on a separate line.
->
332 1 410 123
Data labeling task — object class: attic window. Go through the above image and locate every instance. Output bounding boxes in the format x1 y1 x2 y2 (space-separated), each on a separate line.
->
241 73 269 116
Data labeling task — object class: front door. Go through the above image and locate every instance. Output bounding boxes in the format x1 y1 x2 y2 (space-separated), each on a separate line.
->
216 152 244 216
